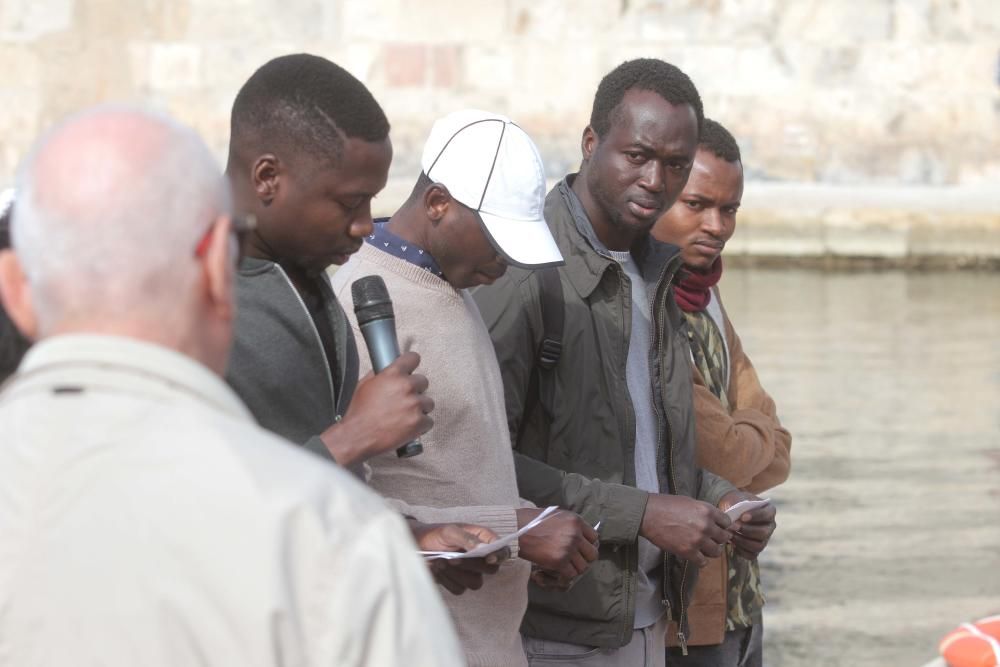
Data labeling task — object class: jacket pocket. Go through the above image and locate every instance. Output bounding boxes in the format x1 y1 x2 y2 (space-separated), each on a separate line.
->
523 635 603 662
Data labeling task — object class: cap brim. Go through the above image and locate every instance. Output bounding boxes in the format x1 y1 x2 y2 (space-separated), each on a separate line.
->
478 211 564 269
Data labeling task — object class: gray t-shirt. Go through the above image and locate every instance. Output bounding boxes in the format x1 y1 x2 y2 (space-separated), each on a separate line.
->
607 249 665 629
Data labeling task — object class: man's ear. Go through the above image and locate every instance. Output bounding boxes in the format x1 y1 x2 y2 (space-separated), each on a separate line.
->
423 184 452 224
0 250 38 339
200 216 235 323
581 126 598 163
251 154 280 206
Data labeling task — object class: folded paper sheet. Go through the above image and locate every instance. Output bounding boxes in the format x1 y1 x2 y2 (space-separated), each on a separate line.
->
419 505 560 560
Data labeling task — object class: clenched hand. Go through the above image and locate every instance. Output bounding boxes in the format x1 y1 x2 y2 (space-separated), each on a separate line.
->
640 493 732 568
515 508 598 584
411 521 508 596
718 491 777 561
321 351 434 466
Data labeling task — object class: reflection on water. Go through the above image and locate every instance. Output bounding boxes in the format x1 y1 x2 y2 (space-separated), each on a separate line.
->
719 268 1000 667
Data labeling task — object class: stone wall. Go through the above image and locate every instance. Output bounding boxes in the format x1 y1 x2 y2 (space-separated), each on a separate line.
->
1 0 998 260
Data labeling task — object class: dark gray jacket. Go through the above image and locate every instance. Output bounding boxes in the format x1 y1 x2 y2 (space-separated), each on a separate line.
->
473 177 735 648
226 257 358 461
0 309 29 384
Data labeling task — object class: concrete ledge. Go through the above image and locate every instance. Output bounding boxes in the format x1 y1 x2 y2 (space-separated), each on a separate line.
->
377 180 1000 268
730 183 1000 265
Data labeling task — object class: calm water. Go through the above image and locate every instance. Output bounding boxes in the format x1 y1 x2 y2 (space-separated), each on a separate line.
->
719 268 1000 667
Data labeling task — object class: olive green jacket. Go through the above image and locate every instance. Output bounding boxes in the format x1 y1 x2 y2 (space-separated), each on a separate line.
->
473 177 735 648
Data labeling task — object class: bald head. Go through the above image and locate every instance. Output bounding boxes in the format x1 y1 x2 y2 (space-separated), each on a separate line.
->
5 106 235 367
13 107 229 325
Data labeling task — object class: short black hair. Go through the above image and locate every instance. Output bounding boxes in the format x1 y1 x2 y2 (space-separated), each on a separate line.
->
590 58 704 139
699 118 741 163
230 53 389 166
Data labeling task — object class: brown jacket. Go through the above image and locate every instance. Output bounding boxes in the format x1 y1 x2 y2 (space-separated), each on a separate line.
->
674 286 792 645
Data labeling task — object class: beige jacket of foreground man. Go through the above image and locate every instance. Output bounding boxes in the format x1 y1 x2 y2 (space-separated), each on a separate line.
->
0 335 463 667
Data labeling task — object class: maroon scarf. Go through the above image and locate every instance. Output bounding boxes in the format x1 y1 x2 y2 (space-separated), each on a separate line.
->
674 257 723 313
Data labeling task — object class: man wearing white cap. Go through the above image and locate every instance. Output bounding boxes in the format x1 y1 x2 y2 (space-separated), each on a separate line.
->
330 109 599 667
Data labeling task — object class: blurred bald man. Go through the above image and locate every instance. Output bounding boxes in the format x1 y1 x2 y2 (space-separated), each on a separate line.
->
0 107 463 666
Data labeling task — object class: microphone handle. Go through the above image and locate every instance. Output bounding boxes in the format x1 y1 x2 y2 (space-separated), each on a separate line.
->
358 317 424 458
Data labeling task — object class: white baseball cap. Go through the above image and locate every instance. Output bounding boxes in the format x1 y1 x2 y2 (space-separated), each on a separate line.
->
420 110 563 269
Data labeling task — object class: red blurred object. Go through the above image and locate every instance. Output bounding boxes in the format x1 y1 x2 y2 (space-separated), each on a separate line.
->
939 615 1000 667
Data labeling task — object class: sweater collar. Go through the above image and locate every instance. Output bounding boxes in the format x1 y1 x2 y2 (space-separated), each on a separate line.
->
354 242 462 296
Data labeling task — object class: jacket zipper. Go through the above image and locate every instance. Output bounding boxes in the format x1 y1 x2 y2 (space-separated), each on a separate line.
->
650 259 691 655
676 562 690 654
616 263 636 645
275 265 337 415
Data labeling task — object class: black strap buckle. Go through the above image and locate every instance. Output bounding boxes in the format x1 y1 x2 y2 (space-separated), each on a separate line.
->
538 338 562 370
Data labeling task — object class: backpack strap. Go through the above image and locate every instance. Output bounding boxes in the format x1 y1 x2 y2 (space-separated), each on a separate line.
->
536 267 564 370
516 267 564 446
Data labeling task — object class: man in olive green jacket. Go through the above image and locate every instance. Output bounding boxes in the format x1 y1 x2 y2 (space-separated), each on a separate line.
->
474 59 775 665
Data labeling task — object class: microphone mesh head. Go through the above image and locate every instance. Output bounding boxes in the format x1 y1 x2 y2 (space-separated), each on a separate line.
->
352 275 395 326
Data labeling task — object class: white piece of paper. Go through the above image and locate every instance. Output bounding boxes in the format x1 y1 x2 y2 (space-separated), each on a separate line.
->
419 505 560 561
724 498 771 520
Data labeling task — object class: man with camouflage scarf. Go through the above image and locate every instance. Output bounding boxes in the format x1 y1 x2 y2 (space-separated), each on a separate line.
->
653 119 790 667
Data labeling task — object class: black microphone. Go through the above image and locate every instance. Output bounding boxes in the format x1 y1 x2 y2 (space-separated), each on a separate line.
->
351 275 424 458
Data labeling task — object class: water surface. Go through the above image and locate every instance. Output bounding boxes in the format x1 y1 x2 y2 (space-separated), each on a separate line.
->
719 268 1000 667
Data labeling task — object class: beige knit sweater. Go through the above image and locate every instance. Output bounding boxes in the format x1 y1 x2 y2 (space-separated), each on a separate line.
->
330 242 531 667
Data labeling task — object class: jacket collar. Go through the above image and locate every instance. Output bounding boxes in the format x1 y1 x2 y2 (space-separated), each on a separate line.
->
238 255 275 276
13 334 252 421
548 176 684 298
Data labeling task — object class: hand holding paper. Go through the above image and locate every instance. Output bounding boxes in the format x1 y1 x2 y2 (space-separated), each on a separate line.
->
724 497 771 521
410 521 507 595
720 494 776 560
419 506 561 561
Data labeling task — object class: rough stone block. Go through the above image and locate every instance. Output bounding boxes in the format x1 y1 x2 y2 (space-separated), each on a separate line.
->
0 0 73 41
186 0 328 42
462 45 516 93
381 43 427 88
506 0 619 40
682 45 794 96
342 0 504 42
892 0 933 40
338 42 382 84
147 43 203 91
430 45 460 88
0 45 41 87
1 0 999 213
0 88 41 184
777 0 892 43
